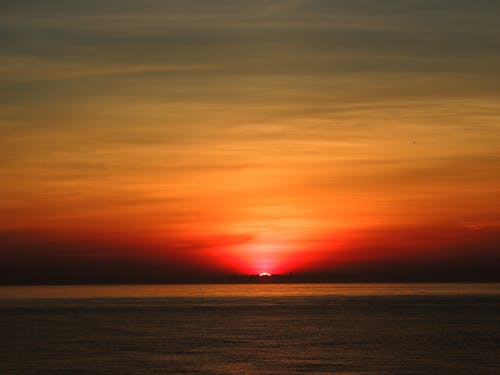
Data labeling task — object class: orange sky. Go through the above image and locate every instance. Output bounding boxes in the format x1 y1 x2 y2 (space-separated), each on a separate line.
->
1 1 499 282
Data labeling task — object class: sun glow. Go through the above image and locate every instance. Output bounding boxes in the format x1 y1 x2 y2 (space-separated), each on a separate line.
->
259 272 271 277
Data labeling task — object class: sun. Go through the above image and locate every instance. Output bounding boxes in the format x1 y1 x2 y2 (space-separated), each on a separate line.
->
259 272 271 277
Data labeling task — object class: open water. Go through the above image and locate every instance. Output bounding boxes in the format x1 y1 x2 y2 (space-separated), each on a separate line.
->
1 284 499 374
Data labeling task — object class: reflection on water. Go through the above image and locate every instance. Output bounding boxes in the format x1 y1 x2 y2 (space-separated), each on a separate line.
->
1 283 499 299
1 284 499 374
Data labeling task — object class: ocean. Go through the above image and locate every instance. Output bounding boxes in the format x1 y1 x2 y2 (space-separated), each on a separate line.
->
1 284 499 374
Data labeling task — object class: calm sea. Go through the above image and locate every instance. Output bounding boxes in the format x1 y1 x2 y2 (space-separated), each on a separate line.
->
1 284 499 374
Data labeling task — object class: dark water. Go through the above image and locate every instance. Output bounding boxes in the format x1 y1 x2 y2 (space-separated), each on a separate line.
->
1 284 499 375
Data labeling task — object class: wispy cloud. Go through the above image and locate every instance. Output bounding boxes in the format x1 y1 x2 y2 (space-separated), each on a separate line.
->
1 0 499 280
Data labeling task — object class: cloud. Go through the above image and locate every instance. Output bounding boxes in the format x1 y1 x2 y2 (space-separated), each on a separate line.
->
1 0 500 282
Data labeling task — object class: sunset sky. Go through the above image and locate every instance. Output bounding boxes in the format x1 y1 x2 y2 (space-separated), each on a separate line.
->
1 0 499 283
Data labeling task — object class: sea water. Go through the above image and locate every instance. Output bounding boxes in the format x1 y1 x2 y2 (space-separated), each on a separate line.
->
1 284 499 374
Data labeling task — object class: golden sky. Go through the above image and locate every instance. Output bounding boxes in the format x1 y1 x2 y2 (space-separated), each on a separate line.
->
1 0 500 282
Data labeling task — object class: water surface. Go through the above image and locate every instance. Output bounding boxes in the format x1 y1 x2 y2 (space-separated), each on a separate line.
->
1 284 499 374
